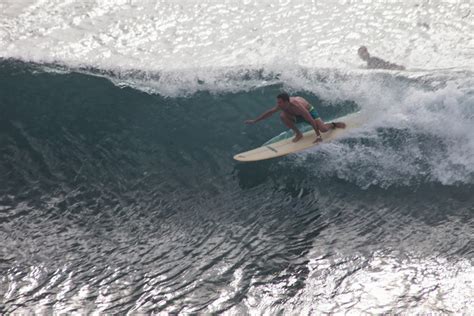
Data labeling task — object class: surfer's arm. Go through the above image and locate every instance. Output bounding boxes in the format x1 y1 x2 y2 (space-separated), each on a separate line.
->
245 106 279 124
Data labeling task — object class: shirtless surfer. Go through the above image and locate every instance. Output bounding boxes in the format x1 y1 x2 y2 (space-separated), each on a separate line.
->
245 93 346 143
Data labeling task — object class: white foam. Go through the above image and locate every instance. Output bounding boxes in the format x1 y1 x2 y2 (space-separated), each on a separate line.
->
1 0 472 72
288 70 474 187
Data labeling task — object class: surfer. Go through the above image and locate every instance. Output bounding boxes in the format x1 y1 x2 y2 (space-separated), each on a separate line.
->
245 93 346 143
358 46 405 70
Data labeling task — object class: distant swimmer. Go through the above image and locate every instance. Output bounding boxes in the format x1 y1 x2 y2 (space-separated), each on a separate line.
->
358 46 405 70
245 93 346 143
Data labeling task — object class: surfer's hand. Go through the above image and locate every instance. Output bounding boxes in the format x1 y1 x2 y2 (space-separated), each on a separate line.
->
245 119 256 125
314 136 323 143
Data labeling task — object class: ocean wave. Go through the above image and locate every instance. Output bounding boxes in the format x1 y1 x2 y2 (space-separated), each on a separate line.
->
1 59 473 190
2 1 473 313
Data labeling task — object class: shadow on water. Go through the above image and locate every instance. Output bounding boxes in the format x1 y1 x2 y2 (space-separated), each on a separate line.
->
232 160 274 189
232 158 317 200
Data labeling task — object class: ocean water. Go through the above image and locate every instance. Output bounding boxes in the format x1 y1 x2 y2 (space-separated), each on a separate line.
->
1 0 473 314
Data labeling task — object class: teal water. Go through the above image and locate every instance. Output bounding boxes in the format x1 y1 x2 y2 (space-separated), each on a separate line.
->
0 59 473 313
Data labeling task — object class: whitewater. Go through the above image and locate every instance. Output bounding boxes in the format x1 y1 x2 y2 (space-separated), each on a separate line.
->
0 0 473 314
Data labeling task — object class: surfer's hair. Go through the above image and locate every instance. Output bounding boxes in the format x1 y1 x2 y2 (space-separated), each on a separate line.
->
277 92 290 102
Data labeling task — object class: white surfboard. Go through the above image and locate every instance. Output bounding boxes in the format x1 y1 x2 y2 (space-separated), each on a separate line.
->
234 112 365 162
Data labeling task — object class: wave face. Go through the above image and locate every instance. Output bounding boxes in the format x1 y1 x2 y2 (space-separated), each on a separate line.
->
1 59 473 314
1 0 473 314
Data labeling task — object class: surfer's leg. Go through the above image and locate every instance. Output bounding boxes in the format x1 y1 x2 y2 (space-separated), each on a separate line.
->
314 119 346 132
280 112 303 142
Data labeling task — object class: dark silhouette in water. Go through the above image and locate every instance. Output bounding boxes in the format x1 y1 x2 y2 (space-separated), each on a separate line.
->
358 46 405 70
